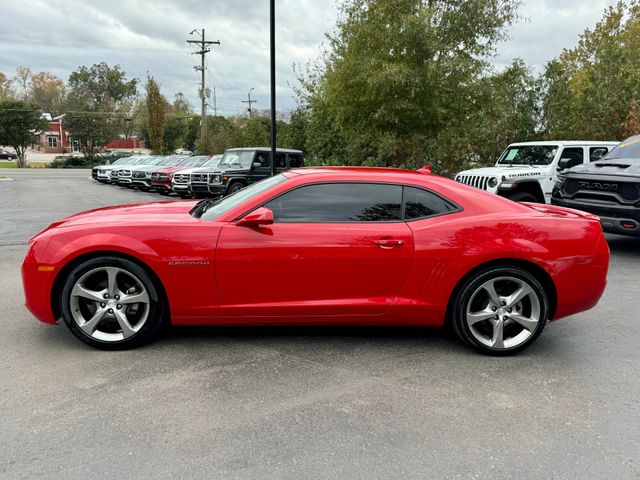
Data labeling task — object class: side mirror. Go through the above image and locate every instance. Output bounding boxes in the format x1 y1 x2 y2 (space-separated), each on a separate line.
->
237 207 274 227
557 158 571 171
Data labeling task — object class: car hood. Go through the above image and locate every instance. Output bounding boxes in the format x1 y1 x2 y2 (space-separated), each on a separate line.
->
566 159 640 178
47 201 201 229
154 166 186 174
173 166 202 175
197 164 249 174
457 165 549 178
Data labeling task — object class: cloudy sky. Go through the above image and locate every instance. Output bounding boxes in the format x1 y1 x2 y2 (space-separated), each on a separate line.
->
0 0 619 116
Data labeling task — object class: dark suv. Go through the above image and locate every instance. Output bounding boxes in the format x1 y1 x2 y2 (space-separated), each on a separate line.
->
190 147 304 198
552 135 640 236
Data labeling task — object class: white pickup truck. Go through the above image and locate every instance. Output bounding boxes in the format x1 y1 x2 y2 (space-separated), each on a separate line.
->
454 141 619 203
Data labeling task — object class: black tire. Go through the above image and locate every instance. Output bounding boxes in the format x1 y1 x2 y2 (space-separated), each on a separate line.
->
194 192 207 199
60 256 166 350
451 266 548 356
227 181 245 195
507 191 538 203
157 189 171 196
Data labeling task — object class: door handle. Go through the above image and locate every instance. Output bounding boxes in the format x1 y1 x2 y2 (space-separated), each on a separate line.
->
374 239 405 249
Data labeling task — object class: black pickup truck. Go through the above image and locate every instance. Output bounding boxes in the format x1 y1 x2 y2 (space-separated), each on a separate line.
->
552 135 640 236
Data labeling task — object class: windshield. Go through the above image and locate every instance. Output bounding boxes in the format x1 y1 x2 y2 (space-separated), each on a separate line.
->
497 145 558 166
603 136 640 161
195 174 288 220
110 157 131 166
220 151 255 168
203 155 223 167
158 157 183 166
180 156 208 167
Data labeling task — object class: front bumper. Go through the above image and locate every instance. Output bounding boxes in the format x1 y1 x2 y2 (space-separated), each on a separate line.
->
551 197 640 237
172 183 190 192
117 177 133 185
21 238 57 324
132 179 152 188
151 179 172 190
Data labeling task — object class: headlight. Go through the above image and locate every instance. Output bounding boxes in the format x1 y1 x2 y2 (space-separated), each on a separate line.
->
209 174 223 184
488 177 498 188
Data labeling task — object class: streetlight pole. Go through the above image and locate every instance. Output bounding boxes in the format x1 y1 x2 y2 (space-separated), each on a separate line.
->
270 0 277 176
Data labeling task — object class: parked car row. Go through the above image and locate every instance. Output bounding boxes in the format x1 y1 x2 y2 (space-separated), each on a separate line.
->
455 136 640 237
91 147 305 199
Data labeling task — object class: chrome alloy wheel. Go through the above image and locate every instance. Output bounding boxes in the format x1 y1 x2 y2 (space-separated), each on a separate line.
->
69 266 150 342
465 276 541 350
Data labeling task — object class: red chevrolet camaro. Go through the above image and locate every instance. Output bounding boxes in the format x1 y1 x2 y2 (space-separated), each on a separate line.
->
22 167 609 354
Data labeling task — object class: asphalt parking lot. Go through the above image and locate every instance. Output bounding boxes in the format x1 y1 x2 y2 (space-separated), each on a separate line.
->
1 168 639 479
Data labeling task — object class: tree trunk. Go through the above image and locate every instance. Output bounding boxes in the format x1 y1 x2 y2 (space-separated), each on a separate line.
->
15 145 27 168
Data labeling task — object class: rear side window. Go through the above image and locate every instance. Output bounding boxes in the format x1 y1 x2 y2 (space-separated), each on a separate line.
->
403 187 457 219
276 153 286 168
267 183 402 222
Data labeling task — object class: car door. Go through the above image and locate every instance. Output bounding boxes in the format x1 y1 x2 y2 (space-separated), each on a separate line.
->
248 151 271 184
215 182 415 318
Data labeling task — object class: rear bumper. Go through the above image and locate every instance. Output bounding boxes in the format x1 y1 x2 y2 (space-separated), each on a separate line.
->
551 197 640 237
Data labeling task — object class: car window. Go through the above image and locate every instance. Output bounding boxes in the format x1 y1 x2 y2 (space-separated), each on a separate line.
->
276 153 286 168
266 183 403 223
497 145 558 165
560 147 584 168
196 174 288 220
255 152 270 168
288 153 303 168
603 136 640 161
403 187 457 220
590 147 609 162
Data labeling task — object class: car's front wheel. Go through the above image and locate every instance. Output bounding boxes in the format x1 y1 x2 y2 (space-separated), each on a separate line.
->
60 256 165 350
452 266 548 355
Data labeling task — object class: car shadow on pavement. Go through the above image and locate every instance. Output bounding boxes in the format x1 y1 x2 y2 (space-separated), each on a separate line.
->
605 233 640 256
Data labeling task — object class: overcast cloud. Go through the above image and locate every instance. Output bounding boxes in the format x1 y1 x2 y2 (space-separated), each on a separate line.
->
0 0 619 116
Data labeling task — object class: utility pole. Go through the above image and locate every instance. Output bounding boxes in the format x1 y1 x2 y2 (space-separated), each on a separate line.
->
187 29 219 150
242 88 257 118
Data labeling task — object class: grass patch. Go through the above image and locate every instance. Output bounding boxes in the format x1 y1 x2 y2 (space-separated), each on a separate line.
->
0 161 16 168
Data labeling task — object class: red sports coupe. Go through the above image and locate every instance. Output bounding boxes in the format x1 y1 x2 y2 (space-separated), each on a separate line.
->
22 167 609 354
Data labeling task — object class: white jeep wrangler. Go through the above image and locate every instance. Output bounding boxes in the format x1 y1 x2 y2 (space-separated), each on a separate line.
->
454 141 619 203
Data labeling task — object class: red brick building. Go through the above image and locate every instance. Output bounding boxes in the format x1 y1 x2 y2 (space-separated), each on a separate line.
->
37 114 79 154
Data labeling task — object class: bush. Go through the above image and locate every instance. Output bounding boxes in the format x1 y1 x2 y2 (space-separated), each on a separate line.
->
50 153 129 169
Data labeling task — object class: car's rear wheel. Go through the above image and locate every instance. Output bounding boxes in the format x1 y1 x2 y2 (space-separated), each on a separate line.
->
60 257 165 350
452 267 548 355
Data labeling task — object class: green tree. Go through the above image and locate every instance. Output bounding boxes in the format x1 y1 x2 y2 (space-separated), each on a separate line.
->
65 63 138 156
0 100 46 167
145 77 166 154
542 1 640 140
299 0 520 171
